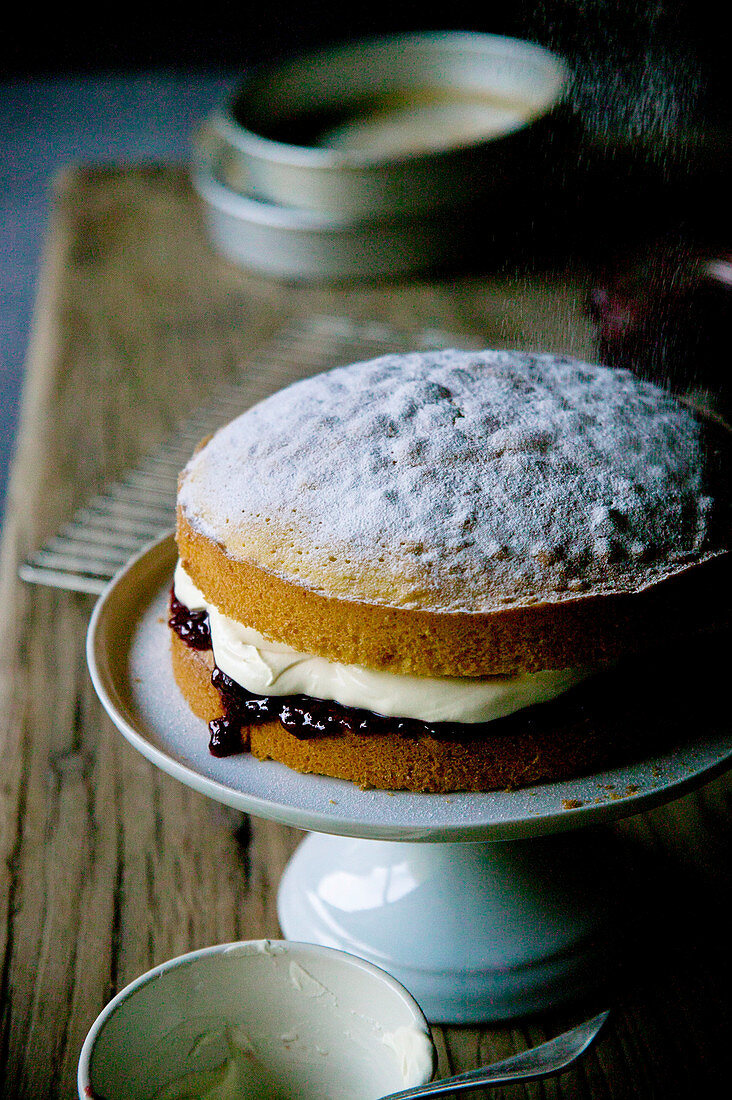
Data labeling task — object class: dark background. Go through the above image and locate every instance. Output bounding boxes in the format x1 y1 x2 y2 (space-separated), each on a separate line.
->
2 2 727 117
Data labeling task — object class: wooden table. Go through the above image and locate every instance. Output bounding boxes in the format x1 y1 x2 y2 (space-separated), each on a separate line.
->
1 165 730 1098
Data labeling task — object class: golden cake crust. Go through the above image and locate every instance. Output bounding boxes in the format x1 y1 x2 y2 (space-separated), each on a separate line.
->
176 509 729 676
170 630 629 792
176 349 730 676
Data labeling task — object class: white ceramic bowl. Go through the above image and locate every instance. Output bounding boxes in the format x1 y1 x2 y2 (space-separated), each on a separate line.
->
78 939 435 1100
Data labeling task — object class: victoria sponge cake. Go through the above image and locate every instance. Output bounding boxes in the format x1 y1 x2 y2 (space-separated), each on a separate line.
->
170 348 730 792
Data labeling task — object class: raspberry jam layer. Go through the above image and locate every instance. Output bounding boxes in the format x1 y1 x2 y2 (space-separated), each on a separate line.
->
168 592 211 650
168 591 537 757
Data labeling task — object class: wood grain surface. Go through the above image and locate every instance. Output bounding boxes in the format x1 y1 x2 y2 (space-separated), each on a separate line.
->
0 165 730 1098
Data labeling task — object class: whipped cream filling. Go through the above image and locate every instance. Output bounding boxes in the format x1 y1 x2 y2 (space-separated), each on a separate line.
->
174 562 591 725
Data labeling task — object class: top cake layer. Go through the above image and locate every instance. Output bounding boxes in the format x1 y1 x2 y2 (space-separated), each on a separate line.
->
176 349 729 675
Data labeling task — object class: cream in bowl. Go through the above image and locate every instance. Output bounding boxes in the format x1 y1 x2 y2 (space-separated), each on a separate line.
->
78 939 435 1099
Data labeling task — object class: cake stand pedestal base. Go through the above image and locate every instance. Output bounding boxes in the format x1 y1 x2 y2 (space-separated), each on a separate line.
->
277 827 643 1023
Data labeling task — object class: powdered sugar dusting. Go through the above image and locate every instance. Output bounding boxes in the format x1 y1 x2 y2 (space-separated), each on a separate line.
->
179 349 719 613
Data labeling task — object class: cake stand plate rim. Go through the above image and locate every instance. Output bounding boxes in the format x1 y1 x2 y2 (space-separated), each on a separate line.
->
86 533 732 842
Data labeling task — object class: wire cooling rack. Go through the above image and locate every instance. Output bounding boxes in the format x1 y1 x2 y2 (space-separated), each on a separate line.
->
20 315 478 594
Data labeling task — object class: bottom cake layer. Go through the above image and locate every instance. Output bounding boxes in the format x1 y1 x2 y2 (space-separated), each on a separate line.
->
169 630 638 792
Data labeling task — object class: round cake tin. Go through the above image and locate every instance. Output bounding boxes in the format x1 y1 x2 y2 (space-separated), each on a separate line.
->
191 30 571 279
192 154 483 280
204 31 570 218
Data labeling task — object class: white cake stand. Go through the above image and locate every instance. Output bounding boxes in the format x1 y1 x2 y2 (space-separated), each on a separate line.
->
87 536 732 1023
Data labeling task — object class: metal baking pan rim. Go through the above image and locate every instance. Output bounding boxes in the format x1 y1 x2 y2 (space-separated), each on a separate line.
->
190 163 472 234
217 30 571 171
